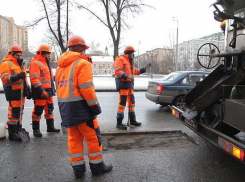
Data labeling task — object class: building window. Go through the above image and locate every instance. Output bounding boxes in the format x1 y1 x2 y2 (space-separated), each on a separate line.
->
103 64 105 68
94 64 96 68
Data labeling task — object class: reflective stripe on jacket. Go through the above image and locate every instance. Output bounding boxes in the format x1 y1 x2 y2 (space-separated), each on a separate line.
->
0 55 29 101
56 51 101 128
114 54 146 90
29 55 55 99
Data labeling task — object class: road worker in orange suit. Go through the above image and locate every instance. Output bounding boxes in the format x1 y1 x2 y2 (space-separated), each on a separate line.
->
1 51 13 130
0 45 32 141
29 44 60 137
114 45 151 130
56 35 112 178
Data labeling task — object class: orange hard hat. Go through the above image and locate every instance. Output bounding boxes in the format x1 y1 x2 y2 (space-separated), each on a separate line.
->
38 44 51 52
67 35 89 49
10 45 23 52
124 45 136 52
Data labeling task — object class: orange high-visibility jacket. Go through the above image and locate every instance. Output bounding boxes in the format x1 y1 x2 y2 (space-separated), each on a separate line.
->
114 54 146 90
0 55 30 101
56 51 101 127
29 55 55 99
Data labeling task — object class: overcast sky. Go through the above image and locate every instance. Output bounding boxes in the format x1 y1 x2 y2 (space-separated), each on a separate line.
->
0 0 221 55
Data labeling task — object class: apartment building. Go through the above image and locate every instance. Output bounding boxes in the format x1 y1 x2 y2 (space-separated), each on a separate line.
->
91 56 114 75
174 32 225 71
0 15 28 51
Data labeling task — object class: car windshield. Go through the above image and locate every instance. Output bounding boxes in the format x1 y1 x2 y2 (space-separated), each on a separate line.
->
162 72 182 81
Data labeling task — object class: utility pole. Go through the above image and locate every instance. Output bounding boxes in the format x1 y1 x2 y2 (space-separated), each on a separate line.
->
138 41 141 68
173 17 179 71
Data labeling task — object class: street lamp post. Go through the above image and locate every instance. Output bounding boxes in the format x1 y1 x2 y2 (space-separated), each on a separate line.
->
138 41 141 68
173 17 179 71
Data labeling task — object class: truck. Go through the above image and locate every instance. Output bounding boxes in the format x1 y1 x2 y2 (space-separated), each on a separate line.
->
171 0 245 162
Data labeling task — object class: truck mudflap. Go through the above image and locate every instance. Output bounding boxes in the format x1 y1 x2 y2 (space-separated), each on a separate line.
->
171 105 245 162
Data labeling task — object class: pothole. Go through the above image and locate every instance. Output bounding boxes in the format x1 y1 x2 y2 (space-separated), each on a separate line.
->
102 130 196 151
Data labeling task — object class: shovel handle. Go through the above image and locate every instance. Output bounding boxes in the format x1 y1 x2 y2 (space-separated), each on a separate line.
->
19 63 25 125
127 58 134 126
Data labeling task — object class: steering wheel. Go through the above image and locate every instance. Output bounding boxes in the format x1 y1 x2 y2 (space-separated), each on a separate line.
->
197 43 220 69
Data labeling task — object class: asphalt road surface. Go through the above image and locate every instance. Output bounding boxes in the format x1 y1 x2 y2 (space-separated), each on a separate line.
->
0 92 245 182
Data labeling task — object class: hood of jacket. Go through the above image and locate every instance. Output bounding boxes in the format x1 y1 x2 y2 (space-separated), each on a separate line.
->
2 55 14 63
31 55 46 63
2 55 21 66
58 51 85 68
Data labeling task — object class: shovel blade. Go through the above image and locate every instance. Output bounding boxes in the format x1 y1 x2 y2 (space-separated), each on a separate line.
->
18 128 30 142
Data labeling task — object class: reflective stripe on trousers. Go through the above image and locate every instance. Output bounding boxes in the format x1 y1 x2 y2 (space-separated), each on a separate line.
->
7 99 25 125
67 118 103 166
117 88 135 116
32 97 54 121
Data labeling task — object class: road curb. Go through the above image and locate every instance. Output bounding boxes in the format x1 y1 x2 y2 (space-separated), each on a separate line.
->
101 129 182 135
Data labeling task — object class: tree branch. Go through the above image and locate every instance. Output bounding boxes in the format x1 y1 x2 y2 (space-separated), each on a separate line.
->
75 2 108 28
41 0 60 43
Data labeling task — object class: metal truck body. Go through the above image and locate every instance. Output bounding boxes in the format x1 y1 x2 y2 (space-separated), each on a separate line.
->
172 0 245 162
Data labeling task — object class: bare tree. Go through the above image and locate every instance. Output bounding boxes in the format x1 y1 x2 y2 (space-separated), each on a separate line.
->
87 41 101 54
26 0 70 53
160 48 174 74
76 0 151 60
194 61 202 71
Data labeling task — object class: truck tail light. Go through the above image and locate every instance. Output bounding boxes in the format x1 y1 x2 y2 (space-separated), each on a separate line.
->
218 137 245 161
156 83 163 93
172 108 179 118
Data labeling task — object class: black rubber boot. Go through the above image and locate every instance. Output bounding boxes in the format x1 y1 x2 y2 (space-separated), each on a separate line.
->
32 121 42 137
116 118 127 130
8 124 21 141
130 113 142 126
46 119 60 132
92 164 113 175
72 164 86 178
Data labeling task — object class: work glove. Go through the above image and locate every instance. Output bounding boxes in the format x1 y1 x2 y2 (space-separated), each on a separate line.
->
41 91 49 100
17 72 26 80
128 74 134 80
144 63 151 69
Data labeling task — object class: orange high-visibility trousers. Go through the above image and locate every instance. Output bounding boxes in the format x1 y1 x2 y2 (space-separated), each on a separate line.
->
32 97 54 121
67 118 103 170
117 88 135 120
7 99 25 125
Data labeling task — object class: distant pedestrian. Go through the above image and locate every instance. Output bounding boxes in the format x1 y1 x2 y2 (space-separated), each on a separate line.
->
0 45 31 140
29 44 60 137
56 35 112 178
114 45 151 130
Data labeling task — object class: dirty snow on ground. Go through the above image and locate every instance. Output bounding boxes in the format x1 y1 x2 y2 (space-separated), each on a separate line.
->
0 75 164 92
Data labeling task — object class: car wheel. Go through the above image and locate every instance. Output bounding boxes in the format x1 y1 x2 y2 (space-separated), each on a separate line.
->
173 96 186 110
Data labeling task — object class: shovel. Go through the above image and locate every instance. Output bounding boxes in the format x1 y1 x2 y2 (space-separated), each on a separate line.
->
127 59 135 128
18 62 30 142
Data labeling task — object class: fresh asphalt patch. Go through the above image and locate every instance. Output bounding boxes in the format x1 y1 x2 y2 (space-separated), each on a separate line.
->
102 130 197 151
